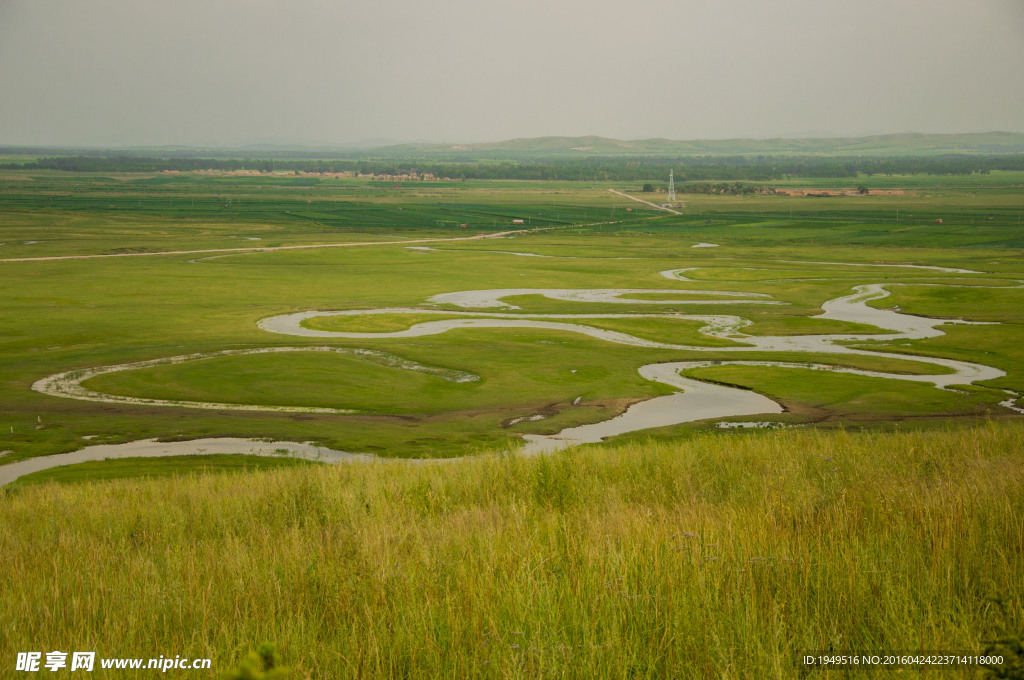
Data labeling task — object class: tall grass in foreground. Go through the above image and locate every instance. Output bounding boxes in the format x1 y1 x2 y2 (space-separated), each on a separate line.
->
2 422 1022 678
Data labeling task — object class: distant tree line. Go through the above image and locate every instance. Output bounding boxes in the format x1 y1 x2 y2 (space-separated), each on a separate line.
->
3 153 1023 181
682 182 775 195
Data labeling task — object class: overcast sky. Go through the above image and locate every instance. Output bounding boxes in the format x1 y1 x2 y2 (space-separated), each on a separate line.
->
1 0 1022 147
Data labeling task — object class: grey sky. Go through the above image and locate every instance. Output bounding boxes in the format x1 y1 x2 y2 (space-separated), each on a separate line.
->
1 0 1022 147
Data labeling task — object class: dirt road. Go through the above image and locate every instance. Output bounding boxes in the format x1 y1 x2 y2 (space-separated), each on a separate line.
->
607 189 683 215
0 229 529 263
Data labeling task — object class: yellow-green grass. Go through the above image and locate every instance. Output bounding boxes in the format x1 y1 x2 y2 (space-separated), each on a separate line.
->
457 275 909 321
553 316 742 347
849 323 1024 394
668 350 956 376
296 311 751 349
741 315 895 336
682 364 1004 418
0 208 438 260
5 454 319 491
299 312 469 333
877 284 1024 324
1 423 1021 678
76 332 684 409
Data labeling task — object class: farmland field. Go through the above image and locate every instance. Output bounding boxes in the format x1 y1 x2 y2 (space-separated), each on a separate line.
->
1 167 1022 677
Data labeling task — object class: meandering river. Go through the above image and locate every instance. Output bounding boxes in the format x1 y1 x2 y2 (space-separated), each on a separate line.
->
10 272 1015 485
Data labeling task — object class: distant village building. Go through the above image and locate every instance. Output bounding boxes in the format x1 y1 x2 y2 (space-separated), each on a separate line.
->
512 219 525 224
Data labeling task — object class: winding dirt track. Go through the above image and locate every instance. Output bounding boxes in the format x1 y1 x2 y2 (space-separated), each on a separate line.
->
0 230 529 263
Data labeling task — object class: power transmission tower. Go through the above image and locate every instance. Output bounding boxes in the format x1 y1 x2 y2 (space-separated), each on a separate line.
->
667 169 676 204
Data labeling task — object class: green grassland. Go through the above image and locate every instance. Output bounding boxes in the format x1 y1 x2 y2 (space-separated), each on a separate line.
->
1 168 1023 678
4 453 319 491
682 365 1004 418
79 337 680 416
1 168 1022 467
300 312 470 333
78 341 958 421
1 423 1021 678
551 316 744 346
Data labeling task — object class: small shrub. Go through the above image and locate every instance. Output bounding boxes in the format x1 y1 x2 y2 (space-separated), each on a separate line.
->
222 643 291 680
984 598 1024 679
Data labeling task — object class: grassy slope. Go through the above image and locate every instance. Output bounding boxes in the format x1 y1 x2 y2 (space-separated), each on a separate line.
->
1 423 1021 678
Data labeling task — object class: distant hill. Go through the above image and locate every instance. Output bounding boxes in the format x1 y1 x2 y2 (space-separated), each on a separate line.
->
365 132 1024 159
3 132 1023 164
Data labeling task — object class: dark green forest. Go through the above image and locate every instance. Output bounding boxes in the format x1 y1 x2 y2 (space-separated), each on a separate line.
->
4 153 1024 181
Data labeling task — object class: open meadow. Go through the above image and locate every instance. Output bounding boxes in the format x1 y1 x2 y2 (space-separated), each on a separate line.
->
1 168 1022 677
